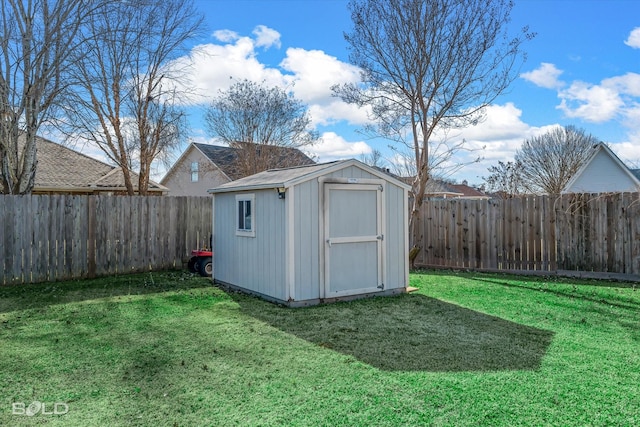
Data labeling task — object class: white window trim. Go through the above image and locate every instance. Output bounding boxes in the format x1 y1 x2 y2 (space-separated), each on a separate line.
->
235 193 256 237
191 162 199 182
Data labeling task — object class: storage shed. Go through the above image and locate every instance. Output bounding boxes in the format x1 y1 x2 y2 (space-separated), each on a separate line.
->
208 159 410 306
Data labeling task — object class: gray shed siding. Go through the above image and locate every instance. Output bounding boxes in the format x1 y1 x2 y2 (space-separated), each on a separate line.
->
384 176 407 289
291 165 407 301
213 190 287 300
211 160 409 305
292 178 320 301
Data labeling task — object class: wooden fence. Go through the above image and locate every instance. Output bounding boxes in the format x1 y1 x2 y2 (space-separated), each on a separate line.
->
413 193 640 280
1 195 212 285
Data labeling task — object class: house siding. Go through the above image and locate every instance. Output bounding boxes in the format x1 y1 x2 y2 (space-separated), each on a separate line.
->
162 148 229 196
565 150 640 193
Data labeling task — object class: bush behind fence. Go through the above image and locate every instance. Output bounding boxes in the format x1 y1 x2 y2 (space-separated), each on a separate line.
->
1 195 212 285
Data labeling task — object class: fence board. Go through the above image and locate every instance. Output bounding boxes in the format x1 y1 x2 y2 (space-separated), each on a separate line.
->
414 193 640 280
1 195 212 285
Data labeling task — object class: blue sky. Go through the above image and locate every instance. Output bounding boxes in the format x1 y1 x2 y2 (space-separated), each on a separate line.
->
155 0 640 184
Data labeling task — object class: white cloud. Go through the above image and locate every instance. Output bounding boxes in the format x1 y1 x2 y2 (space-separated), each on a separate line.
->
454 103 531 142
164 27 370 131
308 132 372 162
308 101 370 127
280 48 361 103
521 63 564 89
602 72 640 97
278 48 369 126
212 29 239 43
424 103 560 183
169 38 287 104
557 81 623 123
610 141 640 166
624 27 640 49
252 25 281 49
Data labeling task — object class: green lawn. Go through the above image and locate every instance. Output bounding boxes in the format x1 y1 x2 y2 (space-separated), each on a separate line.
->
0 270 638 426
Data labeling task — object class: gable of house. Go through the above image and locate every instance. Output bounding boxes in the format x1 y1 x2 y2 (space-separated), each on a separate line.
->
160 144 232 196
562 143 640 194
161 142 316 196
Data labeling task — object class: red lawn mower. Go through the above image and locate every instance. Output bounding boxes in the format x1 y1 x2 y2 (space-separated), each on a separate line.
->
188 249 213 277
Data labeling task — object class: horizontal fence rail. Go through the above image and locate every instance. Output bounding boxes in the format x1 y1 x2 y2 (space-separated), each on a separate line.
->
413 193 640 280
1 195 212 285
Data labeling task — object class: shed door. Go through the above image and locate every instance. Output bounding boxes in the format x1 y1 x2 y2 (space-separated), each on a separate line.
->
324 183 384 298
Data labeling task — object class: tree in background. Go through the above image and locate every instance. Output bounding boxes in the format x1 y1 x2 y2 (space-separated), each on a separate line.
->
205 79 319 177
515 125 598 194
63 0 203 195
0 0 91 194
333 0 533 260
360 148 386 168
483 160 524 198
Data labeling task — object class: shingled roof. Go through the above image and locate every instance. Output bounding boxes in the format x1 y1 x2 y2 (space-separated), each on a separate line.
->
423 178 488 199
31 135 167 194
193 143 315 181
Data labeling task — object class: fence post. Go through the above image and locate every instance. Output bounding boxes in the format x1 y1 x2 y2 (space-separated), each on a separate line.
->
87 196 96 278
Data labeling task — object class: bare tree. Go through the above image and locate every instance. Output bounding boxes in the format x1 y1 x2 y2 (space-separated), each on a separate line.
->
205 79 319 177
515 125 599 195
333 0 533 260
0 0 91 194
63 0 202 195
483 160 524 198
361 148 385 168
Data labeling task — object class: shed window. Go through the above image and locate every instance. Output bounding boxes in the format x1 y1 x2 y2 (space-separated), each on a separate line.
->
236 194 255 237
191 162 199 182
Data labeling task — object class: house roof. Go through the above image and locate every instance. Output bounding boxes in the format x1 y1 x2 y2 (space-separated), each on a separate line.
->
423 179 488 198
445 183 488 198
32 135 167 193
208 159 412 194
193 142 315 181
562 143 640 193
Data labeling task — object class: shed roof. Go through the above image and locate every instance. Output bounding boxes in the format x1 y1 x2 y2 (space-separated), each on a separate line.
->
208 159 411 194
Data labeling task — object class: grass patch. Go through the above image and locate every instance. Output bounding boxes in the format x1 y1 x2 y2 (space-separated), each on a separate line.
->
0 270 638 426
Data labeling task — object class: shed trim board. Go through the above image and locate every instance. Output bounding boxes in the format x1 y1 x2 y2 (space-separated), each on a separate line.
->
403 186 409 287
287 184 296 302
211 194 216 280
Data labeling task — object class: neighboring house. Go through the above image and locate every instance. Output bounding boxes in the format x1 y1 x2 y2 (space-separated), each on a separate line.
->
160 142 315 196
562 143 640 194
208 159 410 306
423 179 489 200
29 135 167 195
